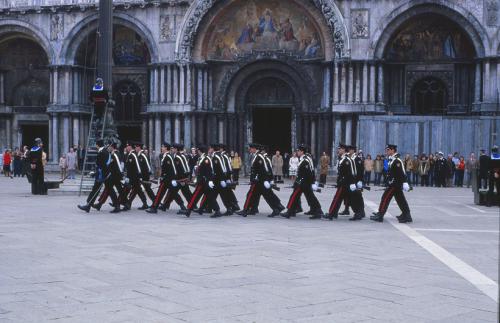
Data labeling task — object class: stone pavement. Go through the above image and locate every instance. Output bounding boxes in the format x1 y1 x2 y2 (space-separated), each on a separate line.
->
0 176 498 322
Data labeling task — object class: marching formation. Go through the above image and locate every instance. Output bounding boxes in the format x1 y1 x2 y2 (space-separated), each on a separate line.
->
78 141 413 223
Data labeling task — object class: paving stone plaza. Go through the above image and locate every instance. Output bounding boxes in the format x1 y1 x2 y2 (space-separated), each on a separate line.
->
0 176 498 322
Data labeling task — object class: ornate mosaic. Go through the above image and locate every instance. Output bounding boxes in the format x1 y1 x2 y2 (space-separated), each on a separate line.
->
204 0 323 60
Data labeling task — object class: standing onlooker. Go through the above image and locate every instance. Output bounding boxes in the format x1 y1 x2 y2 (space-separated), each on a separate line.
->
419 155 430 186
319 151 330 185
0 149 3 175
66 147 78 179
188 147 199 179
231 152 241 183
428 153 435 186
456 156 465 187
410 155 420 186
59 154 67 180
363 154 374 185
446 154 455 187
13 148 22 177
404 154 412 186
289 152 299 182
465 152 478 188
77 145 84 171
435 152 448 187
22 146 30 177
452 152 460 186
3 149 12 178
282 152 290 178
272 150 284 182
373 155 383 186
478 149 490 189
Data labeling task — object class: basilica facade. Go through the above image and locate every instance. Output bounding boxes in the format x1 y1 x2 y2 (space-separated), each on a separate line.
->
0 0 499 163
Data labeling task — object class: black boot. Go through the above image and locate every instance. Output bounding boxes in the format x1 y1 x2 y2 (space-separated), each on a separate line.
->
91 203 102 211
339 209 350 215
323 212 337 220
158 203 167 211
236 210 248 217
223 208 233 216
210 211 222 218
398 213 413 223
309 210 324 220
268 208 281 217
121 202 131 211
370 212 384 222
281 211 295 219
248 208 259 215
349 213 363 221
110 206 121 213
146 207 158 214
77 204 91 213
138 204 149 210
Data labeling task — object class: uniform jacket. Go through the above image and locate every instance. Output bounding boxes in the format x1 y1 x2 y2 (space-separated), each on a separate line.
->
174 153 191 179
137 150 152 180
29 145 44 173
108 151 123 181
479 154 490 177
418 160 430 176
212 152 228 182
386 154 408 188
125 151 142 182
221 152 233 180
295 155 315 188
160 152 176 181
196 153 214 183
96 147 110 181
352 154 364 182
249 152 268 183
336 153 356 187
263 153 274 181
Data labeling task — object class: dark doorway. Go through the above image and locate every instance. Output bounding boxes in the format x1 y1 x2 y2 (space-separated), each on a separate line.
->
252 107 292 154
117 125 141 146
411 77 448 115
21 124 49 158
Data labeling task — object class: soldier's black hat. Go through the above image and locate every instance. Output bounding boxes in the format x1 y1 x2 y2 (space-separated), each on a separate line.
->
297 143 308 152
197 144 207 153
248 143 259 149
34 137 43 144
219 143 227 150
386 144 397 150
173 143 184 150
125 141 133 147
259 144 268 152
347 145 357 151
133 141 143 148
110 142 118 149
96 139 104 147
162 142 171 149
210 143 220 150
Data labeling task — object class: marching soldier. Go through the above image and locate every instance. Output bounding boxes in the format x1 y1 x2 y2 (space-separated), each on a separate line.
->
220 144 241 213
236 143 267 217
258 145 285 217
119 142 148 211
78 139 109 212
137 144 156 203
181 145 221 218
29 138 45 195
370 144 412 223
161 143 191 212
349 145 366 219
487 145 500 207
324 143 358 220
280 144 323 219
92 142 122 213
147 143 178 214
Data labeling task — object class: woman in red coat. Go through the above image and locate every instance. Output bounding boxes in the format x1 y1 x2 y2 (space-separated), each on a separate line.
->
3 149 12 178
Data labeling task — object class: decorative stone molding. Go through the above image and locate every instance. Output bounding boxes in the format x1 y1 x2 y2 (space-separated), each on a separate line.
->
175 0 349 61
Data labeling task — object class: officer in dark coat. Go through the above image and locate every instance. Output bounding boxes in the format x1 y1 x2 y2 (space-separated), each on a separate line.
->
119 142 148 211
486 145 500 207
479 149 490 190
236 143 267 217
371 144 412 223
348 145 366 219
221 144 240 212
435 152 448 187
147 143 179 214
92 142 122 213
281 144 323 219
29 138 45 195
324 143 357 220
181 145 221 217
137 144 156 202
78 139 109 212
161 143 191 212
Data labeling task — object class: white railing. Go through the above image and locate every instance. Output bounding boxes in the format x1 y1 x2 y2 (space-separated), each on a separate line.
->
0 0 151 9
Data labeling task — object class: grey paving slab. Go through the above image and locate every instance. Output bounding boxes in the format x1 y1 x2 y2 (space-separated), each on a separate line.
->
0 176 498 322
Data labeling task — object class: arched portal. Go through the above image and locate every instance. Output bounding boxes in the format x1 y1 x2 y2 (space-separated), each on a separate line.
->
411 77 448 115
113 80 143 143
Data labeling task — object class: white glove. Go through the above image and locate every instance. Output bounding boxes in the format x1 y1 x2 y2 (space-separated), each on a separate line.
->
349 184 357 191
312 184 318 191
226 179 232 184
171 180 178 187
403 182 410 192
264 181 271 189
220 180 227 188
208 181 214 189
357 181 363 189
124 177 130 184
270 181 275 185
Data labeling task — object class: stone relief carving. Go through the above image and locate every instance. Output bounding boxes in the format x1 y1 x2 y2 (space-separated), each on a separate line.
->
485 0 498 26
178 0 348 60
160 14 179 42
351 9 369 38
50 14 64 40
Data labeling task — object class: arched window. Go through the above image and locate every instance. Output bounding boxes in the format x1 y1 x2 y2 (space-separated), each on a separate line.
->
411 77 448 115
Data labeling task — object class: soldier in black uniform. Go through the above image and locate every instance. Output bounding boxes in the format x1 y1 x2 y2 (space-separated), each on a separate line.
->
181 145 221 217
137 144 156 203
236 143 267 217
78 139 109 212
370 144 412 223
256 145 285 217
220 144 241 213
486 145 500 207
161 143 191 212
324 143 357 220
119 142 148 211
92 142 122 213
147 143 178 214
281 144 323 219
29 138 45 195
435 152 448 187
349 146 366 219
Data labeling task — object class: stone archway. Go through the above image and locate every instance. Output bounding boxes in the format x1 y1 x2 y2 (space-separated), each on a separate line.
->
411 77 448 115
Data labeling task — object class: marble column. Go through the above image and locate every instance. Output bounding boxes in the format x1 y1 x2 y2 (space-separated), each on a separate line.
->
65 69 71 104
160 66 165 103
323 65 331 108
164 114 171 144
184 114 191 146
310 118 316 157
355 63 361 103
149 68 154 103
155 114 161 153
197 67 203 109
203 69 209 109
179 64 185 104
173 65 179 103
340 63 346 103
362 62 368 103
377 64 384 103
208 69 213 109
186 64 192 105
369 63 376 103
345 116 352 145
218 117 224 143
483 59 490 102
48 116 53 161
333 62 339 104
496 60 500 102
53 68 59 104
73 116 79 146
52 114 59 160
348 63 354 103
166 64 172 103
142 119 147 146
0 72 5 103
174 114 181 143
5 117 11 149
148 116 154 150
62 114 70 154
474 62 481 102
